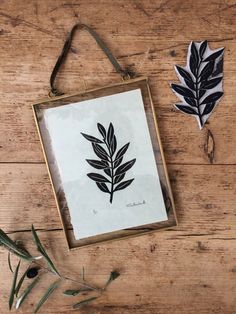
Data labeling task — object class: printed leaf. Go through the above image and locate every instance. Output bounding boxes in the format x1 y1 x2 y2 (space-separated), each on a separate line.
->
115 143 130 160
111 135 117 155
171 84 195 99
104 168 112 177
200 77 222 89
87 173 110 183
34 279 61 313
104 270 120 289
15 276 40 309
114 156 123 168
199 40 207 58
31 225 60 276
73 297 98 310
97 123 106 138
92 143 109 161
175 65 193 82
96 182 110 193
9 260 21 310
107 123 114 145
115 159 136 176
202 102 216 115
86 159 109 169
201 92 223 105
114 173 125 184
175 104 197 115
81 133 103 143
204 48 224 62
114 179 134 192
200 61 214 81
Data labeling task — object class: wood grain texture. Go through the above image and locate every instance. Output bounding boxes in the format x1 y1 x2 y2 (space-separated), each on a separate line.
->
0 0 235 313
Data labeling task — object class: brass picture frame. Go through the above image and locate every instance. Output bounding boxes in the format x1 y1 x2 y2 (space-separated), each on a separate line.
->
33 76 178 249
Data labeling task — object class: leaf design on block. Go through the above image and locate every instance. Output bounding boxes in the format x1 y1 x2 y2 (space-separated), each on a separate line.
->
82 123 136 203
174 104 197 115
171 40 224 129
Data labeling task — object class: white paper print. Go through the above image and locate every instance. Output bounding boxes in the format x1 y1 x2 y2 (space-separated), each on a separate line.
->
171 41 224 129
43 89 168 240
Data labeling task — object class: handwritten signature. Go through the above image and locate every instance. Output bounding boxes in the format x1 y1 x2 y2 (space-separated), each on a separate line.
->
126 200 146 207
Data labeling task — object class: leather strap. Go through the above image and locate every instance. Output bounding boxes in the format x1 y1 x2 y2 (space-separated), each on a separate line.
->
50 23 133 96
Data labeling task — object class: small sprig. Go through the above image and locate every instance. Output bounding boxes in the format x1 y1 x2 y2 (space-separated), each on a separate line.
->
0 226 120 312
82 122 136 203
171 40 224 129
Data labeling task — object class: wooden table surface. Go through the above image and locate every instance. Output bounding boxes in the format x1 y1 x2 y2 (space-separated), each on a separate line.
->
0 1 236 313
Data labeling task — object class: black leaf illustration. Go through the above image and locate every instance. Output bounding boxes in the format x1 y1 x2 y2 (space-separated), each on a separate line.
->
171 40 224 129
96 182 110 193
97 123 106 138
92 143 109 161
171 84 195 99
81 133 103 143
114 173 125 184
201 92 223 105
202 102 216 115
114 179 134 192
200 77 223 90
204 48 224 62
87 173 110 183
114 157 123 168
115 143 130 160
82 123 136 203
86 159 109 169
115 159 136 176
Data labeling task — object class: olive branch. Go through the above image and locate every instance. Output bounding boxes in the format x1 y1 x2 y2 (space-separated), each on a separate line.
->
0 226 120 312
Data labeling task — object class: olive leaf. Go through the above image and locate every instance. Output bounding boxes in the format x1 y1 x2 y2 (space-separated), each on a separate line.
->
82 123 136 203
9 260 21 310
15 276 40 309
31 225 60 276
73 296 98 309
15 266 30 297
34 279 61 313
0 229 38 261
63 288 91 296
8 252 13 273
104 270 120 290
171 40 224 129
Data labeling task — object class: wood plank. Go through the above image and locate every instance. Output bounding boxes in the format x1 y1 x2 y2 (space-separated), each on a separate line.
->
0 163 235 233
0 229 235 313
0 0 236 163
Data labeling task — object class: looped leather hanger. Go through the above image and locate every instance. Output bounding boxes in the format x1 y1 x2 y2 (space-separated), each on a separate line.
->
49 23 134 96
